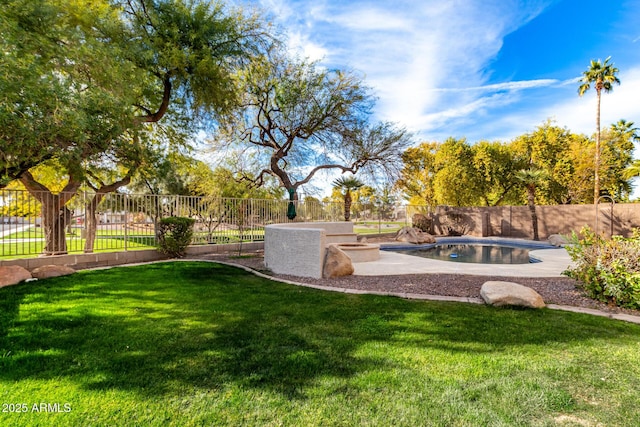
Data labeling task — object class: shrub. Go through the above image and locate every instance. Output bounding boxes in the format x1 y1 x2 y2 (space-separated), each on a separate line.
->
564 227 640 309
157 216 195 258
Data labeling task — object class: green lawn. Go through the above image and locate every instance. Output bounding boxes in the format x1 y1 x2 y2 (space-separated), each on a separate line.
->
0 228 264 258
1 262 639 426
0 236 157 259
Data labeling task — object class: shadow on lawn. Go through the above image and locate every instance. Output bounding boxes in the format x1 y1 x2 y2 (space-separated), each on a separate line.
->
0 262 636 400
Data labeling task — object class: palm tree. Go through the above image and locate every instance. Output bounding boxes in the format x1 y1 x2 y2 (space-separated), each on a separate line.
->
516 168 548 241
332 175 364 221
623 160 640 180
578 56 621 204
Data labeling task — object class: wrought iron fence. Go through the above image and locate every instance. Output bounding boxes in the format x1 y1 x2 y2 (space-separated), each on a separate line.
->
1 189 424 258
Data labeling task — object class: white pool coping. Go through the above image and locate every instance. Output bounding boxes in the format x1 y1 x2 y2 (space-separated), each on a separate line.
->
353 245 573 278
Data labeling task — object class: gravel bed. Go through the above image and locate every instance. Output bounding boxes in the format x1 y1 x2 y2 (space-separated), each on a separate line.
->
193 249 640 318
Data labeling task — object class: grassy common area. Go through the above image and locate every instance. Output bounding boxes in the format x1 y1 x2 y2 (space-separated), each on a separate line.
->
1 262 639 426
0 227 264 259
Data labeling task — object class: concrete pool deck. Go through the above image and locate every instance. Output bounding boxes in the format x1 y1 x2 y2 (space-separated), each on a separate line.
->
353 247 573 278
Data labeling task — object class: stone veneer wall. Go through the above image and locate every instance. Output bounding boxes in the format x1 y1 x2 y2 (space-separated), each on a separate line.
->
264 222 355 279
431 203 640 240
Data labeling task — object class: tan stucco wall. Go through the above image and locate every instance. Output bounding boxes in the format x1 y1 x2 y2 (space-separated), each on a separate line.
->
431 203 640 240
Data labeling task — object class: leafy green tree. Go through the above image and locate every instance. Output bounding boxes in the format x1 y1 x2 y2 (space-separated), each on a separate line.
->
332 175 364 221
0 0 136 186
432 138 478 206
471 141 525 206
397 142 438 207
511 120 575 204
599 120 638 200
516 168 548 241
374 185 400 221
215 49 412 201
1 0 272 254
398 139 523 207
578 57 621 203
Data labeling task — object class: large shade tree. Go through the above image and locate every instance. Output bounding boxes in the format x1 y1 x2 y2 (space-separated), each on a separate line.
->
214 50 413 200
578 56 621 204
1 0 272 254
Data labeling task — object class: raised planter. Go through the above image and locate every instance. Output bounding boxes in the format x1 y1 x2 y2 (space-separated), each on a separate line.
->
335 242 380 263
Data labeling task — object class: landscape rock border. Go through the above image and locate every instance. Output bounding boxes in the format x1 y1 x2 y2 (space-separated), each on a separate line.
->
0 264 76 287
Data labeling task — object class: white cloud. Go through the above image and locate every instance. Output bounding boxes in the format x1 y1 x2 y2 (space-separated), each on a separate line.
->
434 79 562 93
257 0 640 149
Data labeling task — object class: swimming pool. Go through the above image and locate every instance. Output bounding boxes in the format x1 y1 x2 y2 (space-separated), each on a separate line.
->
383 237 555 265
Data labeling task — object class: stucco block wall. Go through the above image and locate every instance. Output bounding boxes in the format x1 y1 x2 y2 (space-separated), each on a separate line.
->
264 222 355 279
0 242 265 271
431 203 640 240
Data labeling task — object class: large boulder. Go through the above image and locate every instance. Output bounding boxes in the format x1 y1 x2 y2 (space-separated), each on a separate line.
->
548 234 569 247
0 265 32 288
31 265 76 279
480 281 545 309
323 245 354 278
395 226 436 244
412 213 432 232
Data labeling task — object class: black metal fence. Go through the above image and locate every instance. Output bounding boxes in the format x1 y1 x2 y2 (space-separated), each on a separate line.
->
1 189 425 257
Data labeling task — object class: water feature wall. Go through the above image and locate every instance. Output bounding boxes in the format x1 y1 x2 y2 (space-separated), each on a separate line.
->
264 222 356 279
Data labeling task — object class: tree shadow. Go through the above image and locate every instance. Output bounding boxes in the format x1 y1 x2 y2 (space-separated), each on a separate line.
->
0 262 637 400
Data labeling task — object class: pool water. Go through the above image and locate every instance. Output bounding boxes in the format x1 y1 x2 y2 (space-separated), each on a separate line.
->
393 244 539 264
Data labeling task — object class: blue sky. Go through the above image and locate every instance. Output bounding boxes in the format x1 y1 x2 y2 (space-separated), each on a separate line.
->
254 0 640 143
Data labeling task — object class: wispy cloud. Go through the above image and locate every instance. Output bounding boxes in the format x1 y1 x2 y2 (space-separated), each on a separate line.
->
256 0 640 146
261 1 555 133
433 79 562 93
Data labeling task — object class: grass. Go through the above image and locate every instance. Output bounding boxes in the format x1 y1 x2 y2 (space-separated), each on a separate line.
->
0 227 263 259
1 262 640 426
0 236 156 259
354 221 406 235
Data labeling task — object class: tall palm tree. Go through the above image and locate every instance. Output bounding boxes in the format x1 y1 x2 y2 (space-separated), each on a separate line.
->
578 56 621 204
332 175 364 221
516 168 548 241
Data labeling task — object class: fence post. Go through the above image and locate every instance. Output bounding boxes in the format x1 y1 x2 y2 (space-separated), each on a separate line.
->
124 194 128 252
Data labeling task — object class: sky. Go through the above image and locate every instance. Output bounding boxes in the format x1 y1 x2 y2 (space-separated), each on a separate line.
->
254 0 640 142
252 0 640 144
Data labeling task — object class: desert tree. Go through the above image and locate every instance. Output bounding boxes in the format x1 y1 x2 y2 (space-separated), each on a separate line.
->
1 0 273 254
214 49 413 202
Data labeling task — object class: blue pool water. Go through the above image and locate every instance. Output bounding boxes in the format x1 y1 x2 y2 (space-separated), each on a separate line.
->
385 239 554 264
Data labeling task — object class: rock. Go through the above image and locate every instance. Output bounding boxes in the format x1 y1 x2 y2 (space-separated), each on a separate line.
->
548 234 569 247
395 226 436 244
323 245 354 278
31 265 76 279
480 281 545 308
412 213 432 232
0 265 32 288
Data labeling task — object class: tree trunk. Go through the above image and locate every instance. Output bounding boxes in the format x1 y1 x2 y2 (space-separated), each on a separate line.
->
344 191 352 221
527 185 539 241
83 194 104 253
83 175 132 253
40 193 72 255
20 171 80 256
594 89 602 204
